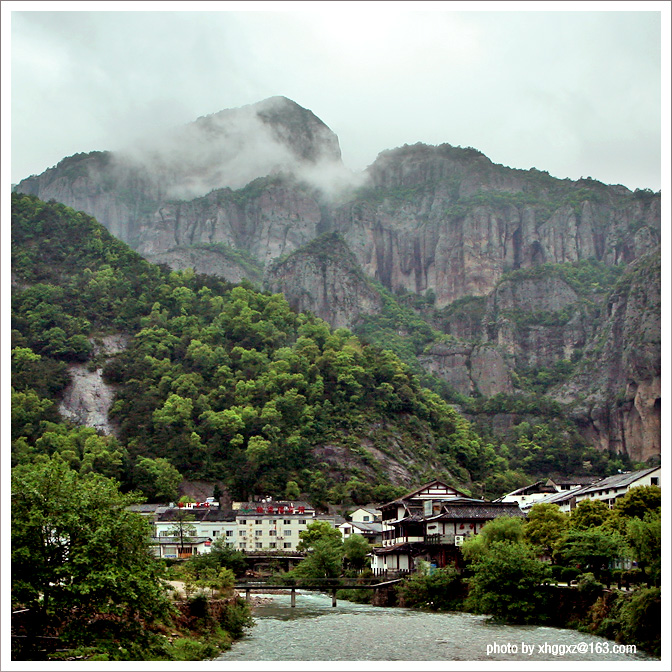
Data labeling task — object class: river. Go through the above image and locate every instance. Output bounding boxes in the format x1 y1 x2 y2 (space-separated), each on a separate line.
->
217 590 655 663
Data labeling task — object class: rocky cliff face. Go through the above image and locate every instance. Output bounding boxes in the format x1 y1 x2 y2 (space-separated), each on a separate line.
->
333 144 660 309
554 251 661 462
58 335 130 435
15 96 347 246
419 342 514 397
14 98 661 463
264 233 384 329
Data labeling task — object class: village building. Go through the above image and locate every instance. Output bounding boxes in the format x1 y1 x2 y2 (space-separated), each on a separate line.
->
339 520 385 545
349 507 382 523
572 466 661 508
151 498 342 556
338 506 388 544
519 466 661 513
371 480 525 573
154 507 237 545
149 536 213 559
495 480 557 507
233 500 345 552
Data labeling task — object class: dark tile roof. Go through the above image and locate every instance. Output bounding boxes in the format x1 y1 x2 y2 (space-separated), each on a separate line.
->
372 543 412 555
126 504 164 513
156 508 236 522
432 501 525 520
547 475 599 486
500 481 556 497
342 522 384 533
580 467 660 493
379 480 471 509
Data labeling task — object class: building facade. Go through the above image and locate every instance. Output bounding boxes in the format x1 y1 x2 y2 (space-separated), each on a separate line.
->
371 480 525 573
519 467 661 513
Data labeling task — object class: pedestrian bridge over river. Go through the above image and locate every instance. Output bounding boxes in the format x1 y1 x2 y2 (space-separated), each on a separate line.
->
235 577 404 607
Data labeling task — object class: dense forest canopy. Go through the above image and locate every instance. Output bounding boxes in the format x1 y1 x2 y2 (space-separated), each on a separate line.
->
11 193 627 504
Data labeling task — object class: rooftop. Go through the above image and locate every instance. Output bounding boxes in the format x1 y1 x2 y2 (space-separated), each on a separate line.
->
547 475 599 486
157 508 237 522
430 502 526 520
579 467 660 494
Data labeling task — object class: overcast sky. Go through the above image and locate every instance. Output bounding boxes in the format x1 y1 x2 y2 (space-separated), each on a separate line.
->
6 2 669 191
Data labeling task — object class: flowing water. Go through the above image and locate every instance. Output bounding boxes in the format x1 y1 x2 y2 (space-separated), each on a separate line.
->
217 590 655 662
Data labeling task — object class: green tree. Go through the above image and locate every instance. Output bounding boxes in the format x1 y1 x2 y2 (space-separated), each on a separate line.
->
570 499 612 530
297 520 343 552
343 534 371 570
461 516 525 562
284 480 301 500
557 528 624 579
524 503 569 556
134 457 182 502
184 538 248 577
465 541 551 623
11 456 174 647
291 538 343 580
613 485 661 520
397 566 464 611
626 513 661 585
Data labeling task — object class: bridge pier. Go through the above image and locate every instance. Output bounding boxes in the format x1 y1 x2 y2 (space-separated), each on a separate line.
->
245 588 251 602
291 588 296 607
332 589 337 608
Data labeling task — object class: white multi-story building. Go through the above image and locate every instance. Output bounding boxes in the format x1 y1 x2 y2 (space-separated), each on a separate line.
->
154 507 237 547
519 466 661 513
234 501 316 551
154 499 343 555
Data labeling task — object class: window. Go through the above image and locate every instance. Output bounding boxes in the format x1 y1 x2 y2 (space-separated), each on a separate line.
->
226 530 233 537
269 530 276 536
284 519 292 525
363 516 370 521
239 531 246 537
239 542 246 549
284 542 292 549
284 530 292 536
239 520 246 525
212 531 218 536
269 543 276 549
299 519 307 525
255 542 263 549
256 519 263 525
651 477 659 486
255 530 263 537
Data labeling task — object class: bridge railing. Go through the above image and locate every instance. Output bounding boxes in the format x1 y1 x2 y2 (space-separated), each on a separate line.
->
237 570 412 589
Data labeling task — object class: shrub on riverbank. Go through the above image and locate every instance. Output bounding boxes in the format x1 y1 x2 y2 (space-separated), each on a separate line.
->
464 541 551 623
335 588 373 604
580 587 661 657
396 566 466 611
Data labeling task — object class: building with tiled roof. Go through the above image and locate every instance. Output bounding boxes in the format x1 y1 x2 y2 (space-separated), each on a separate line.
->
372 480 526 573
520 467 661 513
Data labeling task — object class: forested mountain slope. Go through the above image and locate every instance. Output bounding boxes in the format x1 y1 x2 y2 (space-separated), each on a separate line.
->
12 97 661 464
15 193 606 502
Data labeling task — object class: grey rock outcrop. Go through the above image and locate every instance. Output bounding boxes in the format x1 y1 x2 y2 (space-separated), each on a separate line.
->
58 335 129 435
264 233 384 329
419 342 514 397
554 251 661 461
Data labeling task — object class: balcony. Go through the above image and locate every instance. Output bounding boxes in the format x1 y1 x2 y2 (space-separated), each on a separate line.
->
424 533 456 545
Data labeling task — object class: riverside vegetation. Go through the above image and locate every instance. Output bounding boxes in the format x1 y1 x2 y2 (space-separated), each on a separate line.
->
274 495 660 658
9 193 659 659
